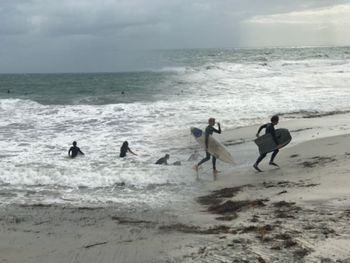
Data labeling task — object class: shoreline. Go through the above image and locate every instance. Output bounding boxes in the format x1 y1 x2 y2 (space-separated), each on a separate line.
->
1 113 350 262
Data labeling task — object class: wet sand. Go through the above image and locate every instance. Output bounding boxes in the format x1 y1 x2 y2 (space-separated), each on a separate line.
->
1 113 350 262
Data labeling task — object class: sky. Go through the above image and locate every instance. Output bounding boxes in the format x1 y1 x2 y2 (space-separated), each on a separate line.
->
1 0 350 73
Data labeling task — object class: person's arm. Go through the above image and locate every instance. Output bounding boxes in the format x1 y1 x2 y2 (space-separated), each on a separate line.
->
128 147 137 156
68 147 72 157
212 123 221 134
78 148 85 155
256 124 267 137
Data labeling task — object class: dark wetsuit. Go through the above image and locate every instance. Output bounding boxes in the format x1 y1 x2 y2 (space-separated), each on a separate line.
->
255 123 279 165
120 145 131 157
155 157 168 165
69 146 84 158
197 125 221 170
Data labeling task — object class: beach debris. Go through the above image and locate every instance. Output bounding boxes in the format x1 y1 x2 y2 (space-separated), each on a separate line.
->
158 223 234 235
197 185 252 206
84 241 108 249
273 201 296 208
262 180 318 189
216 215 238 221
111 216 154 226
277 190 288 195
208 199 267 215
293 247 312 260
300 156 336 168
289 154 299 158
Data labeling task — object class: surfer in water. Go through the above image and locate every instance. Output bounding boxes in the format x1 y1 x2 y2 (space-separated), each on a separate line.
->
253 115 282 172
68 141 85 158
155 154 170 165
193 118 221 177
120 141 137 158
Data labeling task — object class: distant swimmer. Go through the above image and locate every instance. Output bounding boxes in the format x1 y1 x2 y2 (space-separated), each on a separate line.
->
193 118 221 177
68 141 85 158
155 154 170 165
120 141 137 158
253 115 282 172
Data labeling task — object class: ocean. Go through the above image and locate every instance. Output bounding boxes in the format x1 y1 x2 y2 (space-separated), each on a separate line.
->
1 46 350 210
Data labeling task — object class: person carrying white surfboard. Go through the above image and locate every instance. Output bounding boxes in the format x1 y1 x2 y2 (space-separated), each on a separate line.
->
193 118 221 177
253 115 282 172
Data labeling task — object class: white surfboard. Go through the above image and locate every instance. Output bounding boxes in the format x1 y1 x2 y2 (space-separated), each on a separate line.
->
190 127 235 164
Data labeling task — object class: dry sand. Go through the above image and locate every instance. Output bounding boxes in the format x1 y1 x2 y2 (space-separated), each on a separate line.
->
1 113 350 262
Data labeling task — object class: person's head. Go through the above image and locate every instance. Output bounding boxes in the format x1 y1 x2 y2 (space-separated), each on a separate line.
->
165 154 170 159
73 141 77 146
208 117 216 126
271 115 279 125
122 141 128 148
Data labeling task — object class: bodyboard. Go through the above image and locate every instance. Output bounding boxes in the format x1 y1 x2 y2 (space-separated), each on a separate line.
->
254 128 292 154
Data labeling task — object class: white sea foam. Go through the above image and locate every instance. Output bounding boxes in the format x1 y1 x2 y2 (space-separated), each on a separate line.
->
1 54 350 206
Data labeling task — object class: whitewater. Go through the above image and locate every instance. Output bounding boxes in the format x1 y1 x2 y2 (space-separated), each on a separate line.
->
1 47 350 208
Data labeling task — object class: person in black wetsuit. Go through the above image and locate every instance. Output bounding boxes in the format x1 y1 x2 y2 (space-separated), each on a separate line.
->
68 141 85 158
193 118 221 177
155 154 170 165
120 141 137 158
253 115 282 172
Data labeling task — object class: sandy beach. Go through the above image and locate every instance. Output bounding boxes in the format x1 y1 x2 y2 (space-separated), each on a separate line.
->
1 112 350 262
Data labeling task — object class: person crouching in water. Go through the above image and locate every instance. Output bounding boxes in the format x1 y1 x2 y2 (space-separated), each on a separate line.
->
120 141 137 158
68 141 85 158
155 154 170 165
193 118 221 177
253 115 282 172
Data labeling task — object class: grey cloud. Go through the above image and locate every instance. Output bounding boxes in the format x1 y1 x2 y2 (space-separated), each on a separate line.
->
0 1 32 35
2 0 349 37
2 0 183 36
0 0 349 73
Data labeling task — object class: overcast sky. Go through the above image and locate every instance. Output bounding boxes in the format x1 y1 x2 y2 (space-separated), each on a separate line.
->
1 0 350 73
